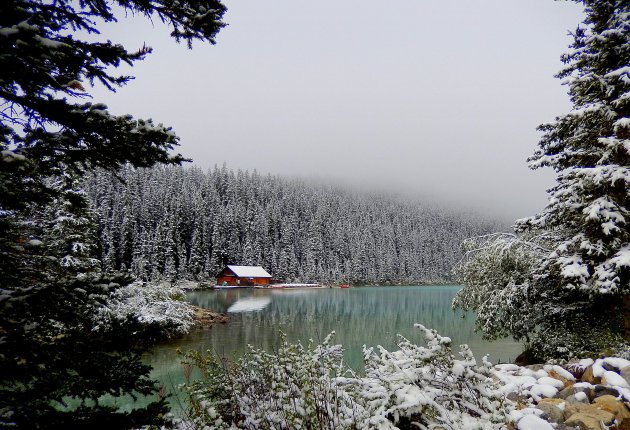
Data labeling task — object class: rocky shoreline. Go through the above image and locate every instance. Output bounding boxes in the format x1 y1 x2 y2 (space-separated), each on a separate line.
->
501 357 630 429
190 305 229 327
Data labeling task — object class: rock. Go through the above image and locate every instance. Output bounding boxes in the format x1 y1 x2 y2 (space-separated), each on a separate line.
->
602 370 630 388
603 358 630 371
192 306 229 327
526 364 546 371
507 391 528 403
558 386 576 399
602 361 617 372
621 367 630 387
566 393 590 405
590 385 620 400
565 408 615 430
582 366 602 385
539 376 566 390
563 403 593 421
549 368 576 387
568 359 594 380
559 383 592 400
537 398 566 423
530 383 559 400
515 350 544 366
516 414 554 430
593 394 630 423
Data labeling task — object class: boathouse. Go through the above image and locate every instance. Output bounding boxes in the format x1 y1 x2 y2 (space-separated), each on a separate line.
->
216 265 272 286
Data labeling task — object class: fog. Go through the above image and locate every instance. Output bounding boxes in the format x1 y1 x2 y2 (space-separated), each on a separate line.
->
89 0 585 221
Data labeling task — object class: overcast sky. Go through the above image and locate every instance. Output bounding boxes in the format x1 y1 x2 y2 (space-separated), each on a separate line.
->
91 0 585 221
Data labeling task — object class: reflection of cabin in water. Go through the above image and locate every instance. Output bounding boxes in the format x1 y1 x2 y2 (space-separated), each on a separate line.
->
216 265 272 286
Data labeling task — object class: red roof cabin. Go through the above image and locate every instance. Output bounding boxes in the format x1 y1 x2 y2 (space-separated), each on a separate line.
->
216 265 272 287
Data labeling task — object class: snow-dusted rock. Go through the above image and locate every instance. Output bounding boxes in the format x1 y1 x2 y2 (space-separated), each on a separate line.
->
603 357 630 371
529 384 559 401
602 370 630 388
517 414 555 430
537 376 565 390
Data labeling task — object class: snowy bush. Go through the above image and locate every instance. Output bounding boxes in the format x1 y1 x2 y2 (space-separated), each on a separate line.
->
357 324 510 429
96 281 194 338
179 325 511 429
454 233 627 361
180 332 365 429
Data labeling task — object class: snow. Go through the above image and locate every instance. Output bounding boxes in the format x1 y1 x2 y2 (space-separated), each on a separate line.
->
592 359 606 377
604 357 630 370
610 246 630 268
574 391 588 402
0 27 19 36
603 370 630 388
95 281 194 337
1 149 26 162
577 358 594 369
537 377 564 389
517 414 555 430
529 384 558 400
551 365 575 381
34 35 69 48
226 265 272 278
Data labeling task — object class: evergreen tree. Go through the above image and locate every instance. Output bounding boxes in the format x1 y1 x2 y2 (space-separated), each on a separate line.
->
519 0 630 295
455 0 630 360
0 0 226 427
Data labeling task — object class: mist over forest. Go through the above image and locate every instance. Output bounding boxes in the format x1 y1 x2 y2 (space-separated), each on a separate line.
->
85 165 502 284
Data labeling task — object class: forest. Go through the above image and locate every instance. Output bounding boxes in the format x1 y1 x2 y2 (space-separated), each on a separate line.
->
84 165 500 284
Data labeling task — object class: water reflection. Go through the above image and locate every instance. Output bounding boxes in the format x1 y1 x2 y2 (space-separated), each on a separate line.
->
227 296 271 313
145 286 522 396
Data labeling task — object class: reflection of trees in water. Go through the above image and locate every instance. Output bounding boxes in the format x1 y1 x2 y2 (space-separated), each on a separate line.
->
148 287 521 384
236 287 478 351
143 287 521 412
152 287 519 373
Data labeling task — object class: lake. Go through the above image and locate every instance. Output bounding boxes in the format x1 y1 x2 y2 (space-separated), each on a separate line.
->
145 285 522 402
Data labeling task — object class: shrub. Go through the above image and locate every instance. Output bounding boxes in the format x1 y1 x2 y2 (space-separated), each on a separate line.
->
178 325 511 430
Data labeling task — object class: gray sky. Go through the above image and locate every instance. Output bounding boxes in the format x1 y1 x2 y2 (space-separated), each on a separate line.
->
91 0 585 221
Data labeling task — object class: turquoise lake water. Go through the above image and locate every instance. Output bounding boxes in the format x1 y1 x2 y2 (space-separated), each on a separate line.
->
144 285 522 402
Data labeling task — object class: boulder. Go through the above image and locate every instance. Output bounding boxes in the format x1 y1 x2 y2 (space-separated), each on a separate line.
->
621 367 630 387
507 391 528 403
558 385 576 399
549 368 575 388
582 366 602 385
563 402 594 420
590 385 620 400
565 393 591 405
565 408 615 430
568 359 595 380
516 414 554 430
526 364 545 371
559 384 591 400
537 398 566 423
593 394 630 423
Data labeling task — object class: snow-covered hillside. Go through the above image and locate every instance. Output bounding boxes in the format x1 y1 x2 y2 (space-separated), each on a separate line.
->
84 165 500 284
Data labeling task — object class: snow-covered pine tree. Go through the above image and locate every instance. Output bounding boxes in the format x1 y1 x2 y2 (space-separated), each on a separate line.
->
455 0 630 360
519 0 630 295
0 0 226 427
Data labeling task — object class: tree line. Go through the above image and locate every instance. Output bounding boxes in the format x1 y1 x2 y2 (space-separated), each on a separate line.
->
84 165 500 284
